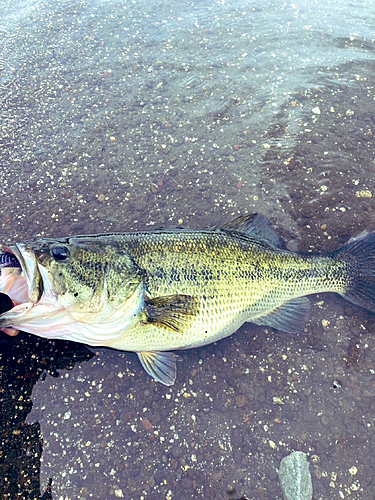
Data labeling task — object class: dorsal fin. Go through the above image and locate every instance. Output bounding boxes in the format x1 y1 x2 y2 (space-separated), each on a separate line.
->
220 214 285 248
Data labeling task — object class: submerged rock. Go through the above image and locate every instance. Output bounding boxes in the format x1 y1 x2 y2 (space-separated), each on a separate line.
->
278 451 313 500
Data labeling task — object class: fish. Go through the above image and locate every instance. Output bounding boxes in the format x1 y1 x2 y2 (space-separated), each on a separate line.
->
0 213 375 386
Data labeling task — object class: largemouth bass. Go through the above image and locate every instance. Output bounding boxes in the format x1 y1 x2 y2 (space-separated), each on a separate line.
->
0 214 374 385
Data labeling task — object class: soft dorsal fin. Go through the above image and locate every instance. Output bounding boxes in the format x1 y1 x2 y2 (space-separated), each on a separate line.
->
220 213 285 248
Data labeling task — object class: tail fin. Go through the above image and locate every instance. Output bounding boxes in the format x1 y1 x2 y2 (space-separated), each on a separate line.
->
337 231 375 312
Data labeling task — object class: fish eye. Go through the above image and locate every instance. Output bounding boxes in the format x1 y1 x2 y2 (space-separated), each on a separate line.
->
52 245 70 261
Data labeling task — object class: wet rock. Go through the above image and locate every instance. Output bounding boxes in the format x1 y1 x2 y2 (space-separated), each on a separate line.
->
278 451 313 500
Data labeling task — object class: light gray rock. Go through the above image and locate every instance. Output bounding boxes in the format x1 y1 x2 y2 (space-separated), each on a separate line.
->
278 451 313 500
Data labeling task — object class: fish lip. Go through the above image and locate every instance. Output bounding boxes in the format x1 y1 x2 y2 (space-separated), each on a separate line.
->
7 243 43 303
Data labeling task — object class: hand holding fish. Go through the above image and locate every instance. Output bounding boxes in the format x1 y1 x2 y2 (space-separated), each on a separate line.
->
0 293 19 335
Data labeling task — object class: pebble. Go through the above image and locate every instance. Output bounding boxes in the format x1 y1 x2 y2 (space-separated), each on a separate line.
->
320 415 330 425
236 395 247 408
278 451 313 500
171 445 182 458
150 183 159 194
141 419 153 431
349 466 358 476
355 189 372 198
97 194 105 202
114 487 124 498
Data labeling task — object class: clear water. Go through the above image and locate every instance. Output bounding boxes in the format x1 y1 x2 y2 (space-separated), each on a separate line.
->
1 0 375 498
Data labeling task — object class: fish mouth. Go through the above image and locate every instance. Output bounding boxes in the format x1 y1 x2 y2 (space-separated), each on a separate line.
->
0 243 44 304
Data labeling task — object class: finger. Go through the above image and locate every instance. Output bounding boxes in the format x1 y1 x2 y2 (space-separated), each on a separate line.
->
1 327 19 336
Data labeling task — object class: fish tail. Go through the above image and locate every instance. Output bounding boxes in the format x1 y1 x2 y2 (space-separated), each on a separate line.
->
336 231 375 312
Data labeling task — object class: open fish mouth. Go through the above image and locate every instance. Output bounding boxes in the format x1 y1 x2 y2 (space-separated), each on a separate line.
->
0 243 43 305
0 244 60 335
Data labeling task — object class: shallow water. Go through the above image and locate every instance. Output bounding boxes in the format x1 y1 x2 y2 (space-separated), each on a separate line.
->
1 0 375 498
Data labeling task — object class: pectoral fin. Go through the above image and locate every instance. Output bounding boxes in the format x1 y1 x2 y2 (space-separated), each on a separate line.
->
143 294 199 333
137 351 181 385
252 297 311 334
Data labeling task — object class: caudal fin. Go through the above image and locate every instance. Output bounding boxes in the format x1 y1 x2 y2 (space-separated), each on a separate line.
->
337 232 375 313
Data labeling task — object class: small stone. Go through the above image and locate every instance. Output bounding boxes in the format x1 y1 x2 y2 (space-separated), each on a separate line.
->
312 107 321 114
150 183 159 194
278 451 313 500
346 109 354 116
97 194 105 203
349 466 358 476
114 487 124 498
142 419 153 431
314 466 322 479
235 395 247 408
228 155 236 163
355 189 372 198
321 415 330 425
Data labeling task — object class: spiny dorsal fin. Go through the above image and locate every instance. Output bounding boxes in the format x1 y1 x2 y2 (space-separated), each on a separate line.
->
137 351 181 385
252 297 311 334
220 213 285 248
144 294 199 333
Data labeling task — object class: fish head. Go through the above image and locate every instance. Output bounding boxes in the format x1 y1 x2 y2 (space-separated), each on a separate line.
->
0 237 145 343
9 237 144 310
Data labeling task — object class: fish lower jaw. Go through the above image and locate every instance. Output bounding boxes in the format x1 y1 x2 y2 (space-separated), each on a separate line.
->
0 302 65 332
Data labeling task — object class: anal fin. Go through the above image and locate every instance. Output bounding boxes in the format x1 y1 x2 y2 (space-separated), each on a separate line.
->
137 351 181 386
252 297 311 334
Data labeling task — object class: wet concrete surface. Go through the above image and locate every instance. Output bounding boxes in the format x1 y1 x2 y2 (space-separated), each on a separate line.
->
1 0 375 498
